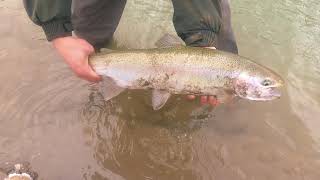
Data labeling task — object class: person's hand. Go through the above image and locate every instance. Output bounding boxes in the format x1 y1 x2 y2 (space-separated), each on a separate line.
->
187 95 219 106
52 36 102 82
186 46 219 107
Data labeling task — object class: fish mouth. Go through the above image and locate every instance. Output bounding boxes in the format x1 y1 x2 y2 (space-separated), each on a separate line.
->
235 74 285 101
270 87 282 98
267 83 284 98
249 86 282 101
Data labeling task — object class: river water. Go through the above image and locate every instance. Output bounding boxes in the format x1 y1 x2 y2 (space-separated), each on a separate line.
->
0 0 320 179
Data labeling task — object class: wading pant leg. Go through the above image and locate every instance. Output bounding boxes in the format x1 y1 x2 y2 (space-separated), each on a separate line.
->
72 0 127 49
171 0 238 54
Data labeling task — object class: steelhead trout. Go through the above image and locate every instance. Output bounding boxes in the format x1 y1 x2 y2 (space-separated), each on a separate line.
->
89 34 284 110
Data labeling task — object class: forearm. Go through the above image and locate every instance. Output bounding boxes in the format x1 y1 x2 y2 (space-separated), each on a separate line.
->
23 0 73 41
171 0 222 47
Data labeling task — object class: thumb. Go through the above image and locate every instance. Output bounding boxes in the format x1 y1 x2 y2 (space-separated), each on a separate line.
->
85 56 102 82
84 43 95 55
78 38 95 54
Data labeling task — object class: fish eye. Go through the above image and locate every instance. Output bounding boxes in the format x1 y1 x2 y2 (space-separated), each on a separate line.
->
261 79 273 86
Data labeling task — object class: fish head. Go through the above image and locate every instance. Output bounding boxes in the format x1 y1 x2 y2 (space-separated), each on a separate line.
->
234 67 284 101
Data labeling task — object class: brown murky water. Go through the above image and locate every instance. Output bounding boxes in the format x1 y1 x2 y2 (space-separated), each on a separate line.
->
1 0 320 179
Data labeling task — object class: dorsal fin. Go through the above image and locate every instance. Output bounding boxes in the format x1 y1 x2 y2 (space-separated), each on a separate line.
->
155 34 185 48
99 48 114 53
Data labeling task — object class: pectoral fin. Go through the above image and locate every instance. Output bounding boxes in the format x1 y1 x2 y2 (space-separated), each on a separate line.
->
152 90 171 110
99 76 125 101
216 89 236 105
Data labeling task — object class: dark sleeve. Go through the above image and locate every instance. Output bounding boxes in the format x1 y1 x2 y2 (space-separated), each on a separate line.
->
171 0 222 47
23 0 73 41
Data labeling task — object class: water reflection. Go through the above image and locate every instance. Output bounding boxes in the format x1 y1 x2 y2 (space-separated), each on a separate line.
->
80 89 320 180
81 88 215 179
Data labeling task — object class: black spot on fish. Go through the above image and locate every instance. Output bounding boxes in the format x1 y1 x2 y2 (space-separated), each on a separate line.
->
165 73 170 81
137 78 151 87
142 81 150 87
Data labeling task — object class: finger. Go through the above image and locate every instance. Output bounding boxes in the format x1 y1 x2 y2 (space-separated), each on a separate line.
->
88 68 102 82
187 95 196 100
72 61 101 82
208 96 219 106
85 58 102 82
200 96 208 105
86 75 101 82
76 68 101 82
